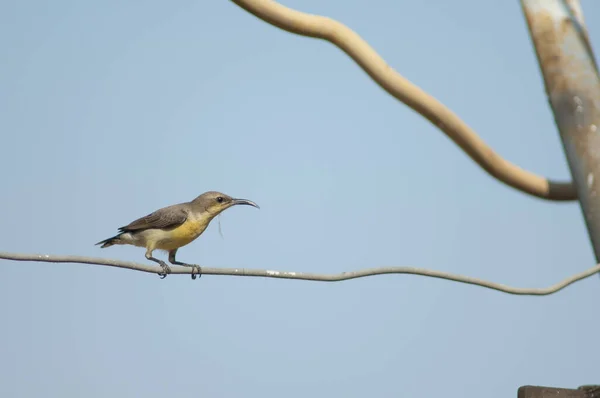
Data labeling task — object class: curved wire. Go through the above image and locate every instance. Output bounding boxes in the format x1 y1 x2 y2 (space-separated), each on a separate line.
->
231 0 576 201
1 252 598 296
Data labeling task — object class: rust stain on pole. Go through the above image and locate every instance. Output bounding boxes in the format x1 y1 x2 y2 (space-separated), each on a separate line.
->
521 0 600 260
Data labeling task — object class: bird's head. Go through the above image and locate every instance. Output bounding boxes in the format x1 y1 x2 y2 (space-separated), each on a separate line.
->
191 191 259 217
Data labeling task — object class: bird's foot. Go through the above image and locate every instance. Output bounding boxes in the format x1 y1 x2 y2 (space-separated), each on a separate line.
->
157 261 172 279
177 263 202 280
187 264 202 280
191 264 202 280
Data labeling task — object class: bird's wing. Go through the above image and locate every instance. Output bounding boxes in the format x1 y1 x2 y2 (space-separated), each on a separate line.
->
118 204 188 232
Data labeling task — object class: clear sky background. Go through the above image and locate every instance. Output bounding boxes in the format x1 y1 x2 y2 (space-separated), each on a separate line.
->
1 1 599 397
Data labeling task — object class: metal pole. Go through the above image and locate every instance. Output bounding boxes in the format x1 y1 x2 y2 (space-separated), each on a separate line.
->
521 0 600 261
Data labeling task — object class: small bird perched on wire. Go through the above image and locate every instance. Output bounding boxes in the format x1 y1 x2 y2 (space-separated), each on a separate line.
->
96 191 259 279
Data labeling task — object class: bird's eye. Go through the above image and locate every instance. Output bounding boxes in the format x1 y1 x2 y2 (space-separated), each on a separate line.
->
216 196 224 203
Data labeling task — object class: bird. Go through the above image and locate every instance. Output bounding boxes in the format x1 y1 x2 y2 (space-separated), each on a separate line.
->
96 191 259 279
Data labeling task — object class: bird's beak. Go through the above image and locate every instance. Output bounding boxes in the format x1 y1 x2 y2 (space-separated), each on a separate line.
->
232 198 260 209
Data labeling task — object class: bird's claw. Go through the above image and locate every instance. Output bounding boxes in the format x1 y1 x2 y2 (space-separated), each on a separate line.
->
190 265 202 280
157 262 172 279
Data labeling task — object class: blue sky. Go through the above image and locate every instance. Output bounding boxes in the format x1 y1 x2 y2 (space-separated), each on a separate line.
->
1 0 599 397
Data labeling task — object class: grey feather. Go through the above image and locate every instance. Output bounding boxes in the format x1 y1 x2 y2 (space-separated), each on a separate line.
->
118 203 190 232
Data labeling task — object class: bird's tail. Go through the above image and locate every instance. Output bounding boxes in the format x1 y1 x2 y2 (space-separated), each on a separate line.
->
95 234 123 248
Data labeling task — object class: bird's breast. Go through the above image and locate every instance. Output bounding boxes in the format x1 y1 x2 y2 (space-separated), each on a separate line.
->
153 218 209 250
171 218 208 241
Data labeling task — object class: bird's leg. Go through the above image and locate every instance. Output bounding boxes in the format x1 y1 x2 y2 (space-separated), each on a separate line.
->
168 249 202 280
145 250 171 279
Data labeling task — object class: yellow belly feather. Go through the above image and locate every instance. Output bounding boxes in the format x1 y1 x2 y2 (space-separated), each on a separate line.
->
154 218 209 251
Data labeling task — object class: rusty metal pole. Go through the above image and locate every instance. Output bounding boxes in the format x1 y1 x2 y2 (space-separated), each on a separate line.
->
521 0 600 261
519 5 600 394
